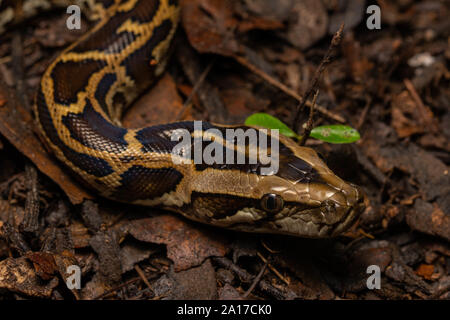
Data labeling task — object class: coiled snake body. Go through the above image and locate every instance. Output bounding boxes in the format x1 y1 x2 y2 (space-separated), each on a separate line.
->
3 0 365 237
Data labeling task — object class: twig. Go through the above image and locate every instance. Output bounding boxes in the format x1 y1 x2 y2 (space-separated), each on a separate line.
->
212 256 297 299
257 252 289 285
92 272 161 299
403 78 434 130
21 164 39 234
299 90 319 146
242 261 268 298
292 23 345 133
175 58 216 120
357 228 375 239
234 55 345 123
356 95 372 130
134 265 153 292
93 277 141 300
260 239 280 254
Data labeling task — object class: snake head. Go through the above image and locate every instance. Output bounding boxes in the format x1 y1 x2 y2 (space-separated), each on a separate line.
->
244 159 366 238
246 135 366 237
186 130 366 238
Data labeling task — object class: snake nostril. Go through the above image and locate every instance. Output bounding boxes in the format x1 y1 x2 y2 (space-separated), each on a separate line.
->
322 200 336 213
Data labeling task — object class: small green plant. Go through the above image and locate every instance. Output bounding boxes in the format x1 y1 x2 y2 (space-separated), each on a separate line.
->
244 113 360 144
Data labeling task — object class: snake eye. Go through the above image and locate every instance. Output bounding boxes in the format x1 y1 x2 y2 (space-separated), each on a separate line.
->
261 194 284 214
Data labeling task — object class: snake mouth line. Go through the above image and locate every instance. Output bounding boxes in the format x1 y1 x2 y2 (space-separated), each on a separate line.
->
326 185 365 236
329 204 363 237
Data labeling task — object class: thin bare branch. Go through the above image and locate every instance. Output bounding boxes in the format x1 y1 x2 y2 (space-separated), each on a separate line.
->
299 89 319 146
176 57 216 121
292 23 345 133
234 55 345 123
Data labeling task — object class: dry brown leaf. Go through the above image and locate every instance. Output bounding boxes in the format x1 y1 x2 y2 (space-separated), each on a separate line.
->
122 74 189 127
391 90 434 138
0 84 92 204
181 0 240 56
25 252 58 281
128 214 229 271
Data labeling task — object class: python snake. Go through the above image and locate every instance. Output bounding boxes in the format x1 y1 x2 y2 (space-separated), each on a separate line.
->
1 0 365 238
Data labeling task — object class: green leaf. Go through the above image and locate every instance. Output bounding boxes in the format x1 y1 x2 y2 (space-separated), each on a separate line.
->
244 113 299 138
310 125 360 144
244 113 360 144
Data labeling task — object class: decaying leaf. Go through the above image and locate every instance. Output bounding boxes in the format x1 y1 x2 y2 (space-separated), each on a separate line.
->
123 74 189 127
25 251 58 281
152 259 217 299
181 0 240 56
391 90 436 138
0 84 92 204
128 214 229 271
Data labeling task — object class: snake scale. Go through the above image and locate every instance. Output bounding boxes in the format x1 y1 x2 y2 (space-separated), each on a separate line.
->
1 0 365 237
